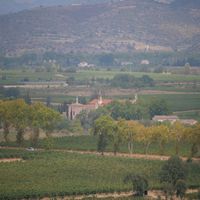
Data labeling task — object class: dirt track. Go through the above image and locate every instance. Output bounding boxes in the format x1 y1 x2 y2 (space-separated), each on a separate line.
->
41 189 199 200
0 158 22 163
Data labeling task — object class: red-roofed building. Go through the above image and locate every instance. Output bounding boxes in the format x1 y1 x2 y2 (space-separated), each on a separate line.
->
89 98 112 106
68 96 112 120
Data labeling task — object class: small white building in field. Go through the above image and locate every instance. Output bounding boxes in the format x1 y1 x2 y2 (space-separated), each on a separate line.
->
141 60 150 65
153 115 179 123
78 62 95 68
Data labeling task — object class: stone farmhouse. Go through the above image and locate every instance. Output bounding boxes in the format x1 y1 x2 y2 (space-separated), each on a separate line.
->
68 96 112 120
152 115 197 125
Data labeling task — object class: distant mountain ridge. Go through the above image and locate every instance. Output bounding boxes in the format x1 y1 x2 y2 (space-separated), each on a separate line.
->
0 0 175 15
0 0 199 55
0 0 118 15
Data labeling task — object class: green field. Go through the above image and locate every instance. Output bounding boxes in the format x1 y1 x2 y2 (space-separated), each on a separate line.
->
1 69 200 114
0 69 59 84
0 149 199 199
1 69 200 85
176 110 200 121
0 67 200 200
75 70 200 82
139 94 200 112
144 85 200 93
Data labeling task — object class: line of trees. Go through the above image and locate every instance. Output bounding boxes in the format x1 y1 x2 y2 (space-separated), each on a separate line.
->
1 51 200 70
93 115 200 156
77 98 170 132
0 87 21 99
110 74 155 88
0 99 61 146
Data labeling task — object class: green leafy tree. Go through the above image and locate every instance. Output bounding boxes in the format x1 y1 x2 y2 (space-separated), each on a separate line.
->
186 123 200 157
124 174 148 196
77 110 91 131
175 179 187 200
87 107 109 130
23 91 32 105
108 101 146 120
140 75 154 87
29 102 61 145
10 99 29 145
78 96 87 104
160 156 187 199
97 133 108 155
40 105 61 137
29 102 46 146
71 119 83 134
46 96 51 107
148 99 170 118
43 137 54 150
4 88 20 99
108 101 124 120
111 74 154 88
108 122 121 155
93 115 115 155
66 76 75 85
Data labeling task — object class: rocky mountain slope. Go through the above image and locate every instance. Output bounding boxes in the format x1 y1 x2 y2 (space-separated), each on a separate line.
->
0 0 199 55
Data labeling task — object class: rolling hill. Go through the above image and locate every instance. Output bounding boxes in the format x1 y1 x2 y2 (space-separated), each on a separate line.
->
0 0 118 15
0 0 199 55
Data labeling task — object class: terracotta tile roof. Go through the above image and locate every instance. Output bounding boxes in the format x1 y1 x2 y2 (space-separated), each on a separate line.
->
89 99 112 106
88 99 99 105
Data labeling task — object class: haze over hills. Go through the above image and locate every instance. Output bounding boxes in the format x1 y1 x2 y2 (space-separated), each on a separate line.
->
0 0 176 15
0 0 199 55
0 0 119 15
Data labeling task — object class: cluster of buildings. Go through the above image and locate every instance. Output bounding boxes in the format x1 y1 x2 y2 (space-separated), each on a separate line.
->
67 94 197 126
68 95 112 120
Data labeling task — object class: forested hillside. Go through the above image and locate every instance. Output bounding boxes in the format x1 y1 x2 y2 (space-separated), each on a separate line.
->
0 0 199 55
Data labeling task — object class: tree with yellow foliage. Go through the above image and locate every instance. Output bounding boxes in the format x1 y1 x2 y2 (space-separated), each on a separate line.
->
154 124 170 155
0 99 61 146
170 121 186 155
135 124 156 154
118 120 141 154
94 115 116 155
0 100 13 143
185 123 200 157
